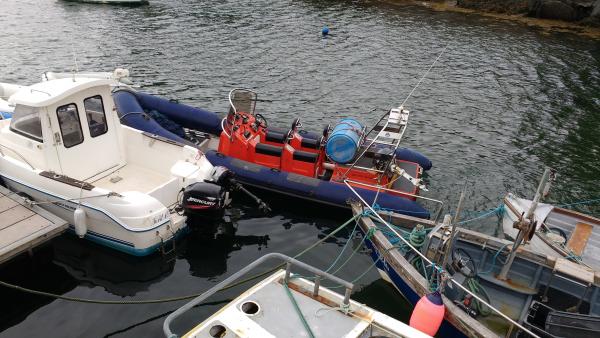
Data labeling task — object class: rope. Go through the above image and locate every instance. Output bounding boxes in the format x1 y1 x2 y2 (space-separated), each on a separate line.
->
456 205 504 225
556 198 600 208
479 243 510 275
465 278 492 317
345 181 542 338
0 213 364 305
284 280 315 338
29 192 119 206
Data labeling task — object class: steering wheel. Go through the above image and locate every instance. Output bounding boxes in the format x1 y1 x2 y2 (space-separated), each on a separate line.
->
451 248 477 278
254 113 268 129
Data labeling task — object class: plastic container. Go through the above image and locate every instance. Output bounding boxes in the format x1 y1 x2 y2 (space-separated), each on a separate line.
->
325 118 362 164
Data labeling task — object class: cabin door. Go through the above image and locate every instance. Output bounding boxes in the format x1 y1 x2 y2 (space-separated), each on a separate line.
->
50 91 123 180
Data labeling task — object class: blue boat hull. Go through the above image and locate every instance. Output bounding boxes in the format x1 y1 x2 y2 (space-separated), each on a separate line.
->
359 226 468 337
205 151 430 218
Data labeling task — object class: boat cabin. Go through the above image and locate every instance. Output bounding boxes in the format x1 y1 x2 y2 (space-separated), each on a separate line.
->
5 78 124 181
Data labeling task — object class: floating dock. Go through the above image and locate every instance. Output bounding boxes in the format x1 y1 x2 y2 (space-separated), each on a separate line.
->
0 185 68 264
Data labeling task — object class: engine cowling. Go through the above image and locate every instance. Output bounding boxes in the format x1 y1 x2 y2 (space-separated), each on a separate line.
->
182 182 228 216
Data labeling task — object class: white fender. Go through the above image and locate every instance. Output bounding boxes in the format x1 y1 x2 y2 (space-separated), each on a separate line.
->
74 207 87 238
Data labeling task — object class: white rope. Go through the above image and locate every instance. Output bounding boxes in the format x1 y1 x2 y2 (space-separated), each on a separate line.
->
398 45 448 109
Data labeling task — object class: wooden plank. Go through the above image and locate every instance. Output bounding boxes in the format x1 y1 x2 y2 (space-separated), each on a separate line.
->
554 257 594 284
0 185 68 265
0 218 66 265
566 222 593 257
0 205 35 230
0 195 19 211
0 215 52 248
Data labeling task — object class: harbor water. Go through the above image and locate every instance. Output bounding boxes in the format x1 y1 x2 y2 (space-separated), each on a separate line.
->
1 0 599 337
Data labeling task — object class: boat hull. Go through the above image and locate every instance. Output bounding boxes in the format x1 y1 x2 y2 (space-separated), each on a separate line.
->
205 150 430 218
0 172 185 257
360 229 468 338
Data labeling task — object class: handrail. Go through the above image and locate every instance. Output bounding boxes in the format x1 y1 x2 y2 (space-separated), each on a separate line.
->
226 88 258 142
344 181 541 338
0 144 36 170
344 179 444 222
342 113 392 178
163 252 354 338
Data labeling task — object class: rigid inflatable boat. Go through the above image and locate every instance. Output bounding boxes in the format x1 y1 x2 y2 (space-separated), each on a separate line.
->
113 88 434 218
0 77 241 256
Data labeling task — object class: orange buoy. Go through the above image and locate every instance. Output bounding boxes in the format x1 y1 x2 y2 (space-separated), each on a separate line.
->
409 291 445 336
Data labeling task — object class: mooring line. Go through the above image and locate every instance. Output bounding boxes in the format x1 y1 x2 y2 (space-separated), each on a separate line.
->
0 213 363 305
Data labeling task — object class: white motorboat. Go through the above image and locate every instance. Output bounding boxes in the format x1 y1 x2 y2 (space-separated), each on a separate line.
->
0 77 234 256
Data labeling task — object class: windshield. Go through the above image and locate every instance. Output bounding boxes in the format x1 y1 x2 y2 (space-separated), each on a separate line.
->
9 104 43 142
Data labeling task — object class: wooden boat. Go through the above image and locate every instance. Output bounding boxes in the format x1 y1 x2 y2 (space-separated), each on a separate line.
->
349 196 600 338
503 184 600 271
163 253 431 338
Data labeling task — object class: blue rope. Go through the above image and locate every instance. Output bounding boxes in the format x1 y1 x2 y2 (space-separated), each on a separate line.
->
456 205 505 225
480 244 509 275
556 198 600 208
323 219 359 272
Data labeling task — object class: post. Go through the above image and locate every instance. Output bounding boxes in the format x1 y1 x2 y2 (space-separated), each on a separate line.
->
497 168 553 281
313 275 321 297
439 185 466 291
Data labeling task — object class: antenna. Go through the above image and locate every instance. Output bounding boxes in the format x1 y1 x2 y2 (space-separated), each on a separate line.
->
71 46 79 80
398 45 448 109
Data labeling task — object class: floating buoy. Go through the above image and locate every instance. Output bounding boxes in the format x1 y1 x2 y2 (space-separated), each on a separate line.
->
74 207 87 238
322 26 329 36
409 291 445 336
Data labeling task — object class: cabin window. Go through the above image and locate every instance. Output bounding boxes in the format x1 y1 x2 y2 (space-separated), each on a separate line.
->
9 105 43 142
56 103 84 148
84 95 108 137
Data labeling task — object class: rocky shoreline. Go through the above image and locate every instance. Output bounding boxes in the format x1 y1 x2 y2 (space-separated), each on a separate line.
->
455 0 600 26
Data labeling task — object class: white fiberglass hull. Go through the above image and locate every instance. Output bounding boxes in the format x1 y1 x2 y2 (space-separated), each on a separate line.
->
0 163 185 257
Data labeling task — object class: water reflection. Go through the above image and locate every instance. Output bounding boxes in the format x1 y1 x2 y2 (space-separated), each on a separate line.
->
0 246 77 332
52 236 175 297
181 213 270 278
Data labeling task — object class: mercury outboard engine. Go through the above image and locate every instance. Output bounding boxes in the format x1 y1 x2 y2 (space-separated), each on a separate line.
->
182 181 229 216
182 166 270 217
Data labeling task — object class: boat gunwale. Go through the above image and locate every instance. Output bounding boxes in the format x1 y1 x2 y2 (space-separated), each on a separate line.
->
351 203 500 338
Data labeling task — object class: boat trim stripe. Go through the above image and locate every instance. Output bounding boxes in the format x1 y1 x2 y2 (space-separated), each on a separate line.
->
1 174 172 233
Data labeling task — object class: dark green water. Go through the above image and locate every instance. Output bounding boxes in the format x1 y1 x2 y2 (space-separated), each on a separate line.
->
1 0 599 337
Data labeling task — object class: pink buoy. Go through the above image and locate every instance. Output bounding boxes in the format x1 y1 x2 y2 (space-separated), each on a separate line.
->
409 291 445 336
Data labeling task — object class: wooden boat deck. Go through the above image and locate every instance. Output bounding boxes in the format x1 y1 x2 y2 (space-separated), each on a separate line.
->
0 185 68 264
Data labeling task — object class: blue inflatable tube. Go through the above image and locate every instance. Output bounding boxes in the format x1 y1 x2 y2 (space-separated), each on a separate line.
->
113 90 191 144
205 150 430 219
113 90 433 171
134 91 223 135
395 148 432 171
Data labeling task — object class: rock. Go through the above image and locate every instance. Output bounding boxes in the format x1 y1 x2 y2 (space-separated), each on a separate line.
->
539 1 577 21
593 0 600 16
528 0 598 21
456 0 529 14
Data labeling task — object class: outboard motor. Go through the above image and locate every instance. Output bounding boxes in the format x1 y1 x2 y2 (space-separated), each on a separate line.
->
182 166 271 217
182 181 229 217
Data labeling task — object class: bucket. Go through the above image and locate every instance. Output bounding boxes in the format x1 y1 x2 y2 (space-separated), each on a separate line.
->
325 118 362 164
